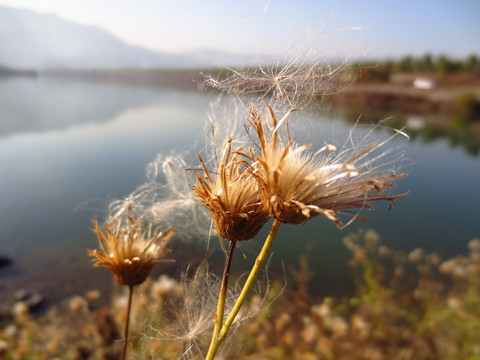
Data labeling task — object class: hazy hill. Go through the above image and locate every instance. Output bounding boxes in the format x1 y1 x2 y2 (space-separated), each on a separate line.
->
0 5 256 69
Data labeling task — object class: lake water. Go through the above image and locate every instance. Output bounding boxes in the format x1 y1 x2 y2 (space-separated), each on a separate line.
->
1 76 479 304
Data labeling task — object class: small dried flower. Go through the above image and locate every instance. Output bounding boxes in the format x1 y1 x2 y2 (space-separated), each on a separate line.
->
88 216 174 287
193 138 269 241
246 105 408 227
408 248 425 263
468 239 480 252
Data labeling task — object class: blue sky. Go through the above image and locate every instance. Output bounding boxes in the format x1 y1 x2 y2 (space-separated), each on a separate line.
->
1 0 479 59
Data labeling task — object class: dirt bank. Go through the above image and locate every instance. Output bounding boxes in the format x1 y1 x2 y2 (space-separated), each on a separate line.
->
331 72 480 117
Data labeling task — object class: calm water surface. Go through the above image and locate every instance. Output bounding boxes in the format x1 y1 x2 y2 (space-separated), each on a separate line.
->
0 77 479 303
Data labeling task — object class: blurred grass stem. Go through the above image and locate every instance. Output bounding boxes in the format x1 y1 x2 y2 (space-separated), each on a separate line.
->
206 219 281 360
121 285 134 360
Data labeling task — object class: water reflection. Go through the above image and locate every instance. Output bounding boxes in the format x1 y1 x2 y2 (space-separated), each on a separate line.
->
408 126 480 157
336 107 480 157
0 76 189 138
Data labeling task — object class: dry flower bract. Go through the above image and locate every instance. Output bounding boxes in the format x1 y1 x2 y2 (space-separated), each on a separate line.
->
246 105 408 227
88 216 174 287
193 138 269 241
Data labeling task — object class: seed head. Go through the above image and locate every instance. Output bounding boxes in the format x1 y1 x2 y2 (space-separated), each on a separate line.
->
193 138 269 241
88 216 174 287
204 46 350 110
108 154 212 241
246 105 408 227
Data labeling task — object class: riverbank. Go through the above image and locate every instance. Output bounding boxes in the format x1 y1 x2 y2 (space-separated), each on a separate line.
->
328 72 480 129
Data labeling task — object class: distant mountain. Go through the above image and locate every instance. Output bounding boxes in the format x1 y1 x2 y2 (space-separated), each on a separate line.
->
0 5 258 69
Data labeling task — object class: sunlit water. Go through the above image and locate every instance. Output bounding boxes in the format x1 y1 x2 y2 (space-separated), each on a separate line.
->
0 76 479 304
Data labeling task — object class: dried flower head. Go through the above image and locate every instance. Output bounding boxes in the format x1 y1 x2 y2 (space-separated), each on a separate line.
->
88 216 174 287
246 105 408 227
193 138 269 241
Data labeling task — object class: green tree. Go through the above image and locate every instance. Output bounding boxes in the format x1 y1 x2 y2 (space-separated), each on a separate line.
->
415 53 434 72
396 55 413 72
462 54 479 73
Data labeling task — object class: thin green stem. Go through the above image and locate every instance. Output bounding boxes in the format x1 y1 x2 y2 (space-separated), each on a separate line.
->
121 285 134 360
205 219 281 360
208 240 237 352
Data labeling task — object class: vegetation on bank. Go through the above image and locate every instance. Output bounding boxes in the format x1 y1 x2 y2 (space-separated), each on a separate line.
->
353 53 480 77
2 230 480 359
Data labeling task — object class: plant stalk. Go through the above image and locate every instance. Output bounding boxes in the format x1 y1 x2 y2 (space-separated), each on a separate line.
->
208 240 237 356
121 285 134 360
205 219 281 360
